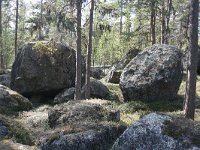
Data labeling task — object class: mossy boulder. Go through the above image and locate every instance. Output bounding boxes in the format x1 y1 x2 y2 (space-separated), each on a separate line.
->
11 41 85 99
112 113 200 150
0 84 32 113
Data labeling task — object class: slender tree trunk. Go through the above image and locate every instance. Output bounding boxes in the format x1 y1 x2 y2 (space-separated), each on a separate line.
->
150 1 156 45
85 0 94 99
184 0 199 120
38 0 43 40
119 0 123 34
15 0 19 58
165 0 172 44
161 1 166 44
0 0 3 70
75 0 82 100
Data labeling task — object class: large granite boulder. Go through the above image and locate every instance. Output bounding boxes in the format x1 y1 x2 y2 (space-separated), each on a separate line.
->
0 84 32 112
106 48 140 84
41 126 124 150
11 42 84 98
120 44 183 102
112 113 200 150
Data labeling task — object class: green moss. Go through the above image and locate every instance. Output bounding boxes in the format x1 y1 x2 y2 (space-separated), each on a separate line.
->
33 41 57 56
46 133 60 144
0 114 33 145
162 120 184 138
6 120 33 145
162 118 200 148
13 95 33 111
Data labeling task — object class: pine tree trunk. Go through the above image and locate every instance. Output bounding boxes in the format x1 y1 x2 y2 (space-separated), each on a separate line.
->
85 0 94 99
184 0 199 120
119 0 123 34
38 0 43 40
75 0 82 100
165 0 172 44
161 1 166 44
15 0 19 58
0 0 3 70
150 1 156 45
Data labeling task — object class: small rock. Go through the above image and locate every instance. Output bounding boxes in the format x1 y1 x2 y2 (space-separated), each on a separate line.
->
81 79 113 100
53 87 75 103
0 122 8 139
0 73 11 88
107 110 120 122
48 110 61 128
90 67 105 79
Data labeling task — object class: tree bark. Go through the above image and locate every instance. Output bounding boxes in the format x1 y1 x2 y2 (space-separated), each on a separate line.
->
165 0 172 44
161 1 166 44
38 0 43 40
85 0 94 99
75 0 82 100
0 0 3 69
184 0 199 120
150 1 156 45
119 0 123 34
15 0 19 58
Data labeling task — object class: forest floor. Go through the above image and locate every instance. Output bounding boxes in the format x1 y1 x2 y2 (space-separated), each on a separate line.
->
0 78 200 148
103 78 200 125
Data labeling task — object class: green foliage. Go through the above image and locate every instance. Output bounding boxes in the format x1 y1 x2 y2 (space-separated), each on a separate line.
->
94 30 135 65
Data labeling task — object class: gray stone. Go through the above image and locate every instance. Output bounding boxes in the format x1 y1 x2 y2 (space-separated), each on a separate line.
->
120 44 183 102
11 42 85 98
107 110 120 122
0 73 11 88
106 65 122 84
90 67 105 79
53 87 75 103
41 124 125 150
0 84 32 112
81 79 112 100
54 79 114 103
106 48 140 84
0 123 8 139
112 113 200 150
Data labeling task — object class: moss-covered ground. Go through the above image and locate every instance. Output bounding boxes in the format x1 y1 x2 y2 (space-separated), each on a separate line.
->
0 78 200 147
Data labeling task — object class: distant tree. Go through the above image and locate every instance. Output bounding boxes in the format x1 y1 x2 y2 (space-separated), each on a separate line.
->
0 0 3 69
38 0 43 40
150 0 156 45
184 0 199 120
85 0 94 99
15 0 19 58
74 0 82 100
